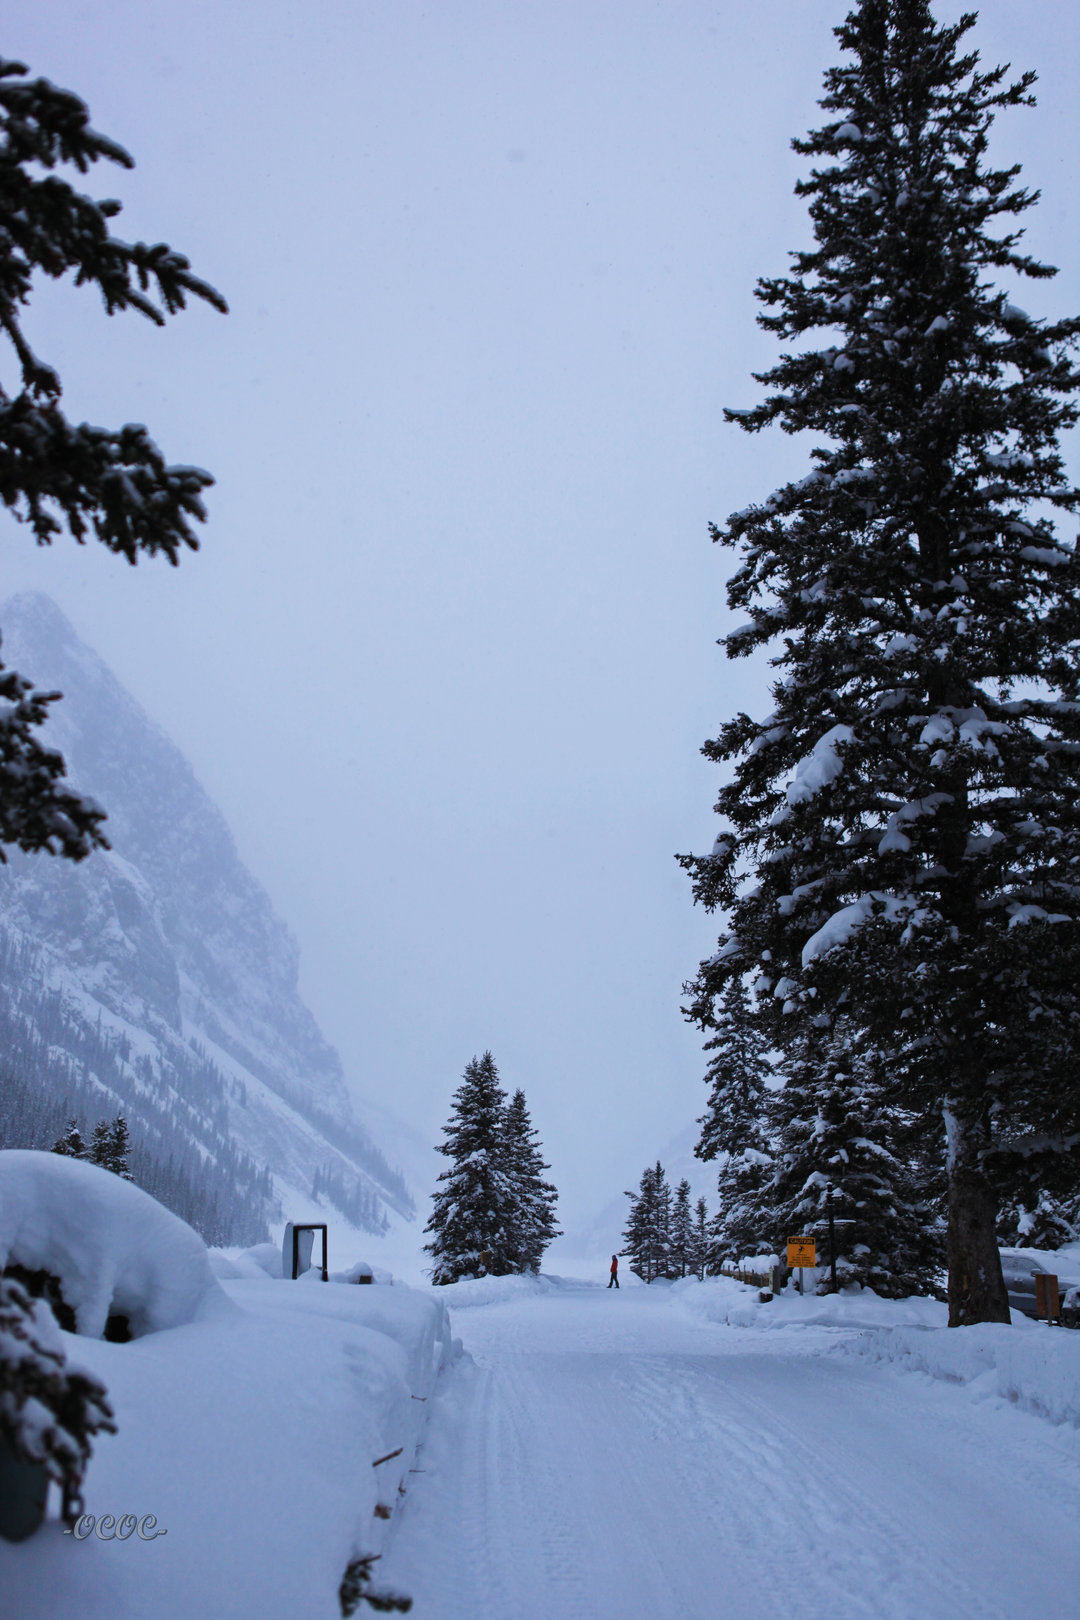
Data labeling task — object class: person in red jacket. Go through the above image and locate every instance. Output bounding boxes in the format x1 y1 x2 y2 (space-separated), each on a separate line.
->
608 1254 619 1289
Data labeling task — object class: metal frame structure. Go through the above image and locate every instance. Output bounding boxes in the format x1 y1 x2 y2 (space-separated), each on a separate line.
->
290 1222 328 1281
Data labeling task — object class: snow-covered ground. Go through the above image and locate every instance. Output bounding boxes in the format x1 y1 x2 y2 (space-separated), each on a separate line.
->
3 1155 1078 1619
380 1274 1080 1620
1 1271 451 1618
0 1154 452 1618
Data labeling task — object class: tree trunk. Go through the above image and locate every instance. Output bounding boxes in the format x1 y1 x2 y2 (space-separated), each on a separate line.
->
946 1143 1011 1327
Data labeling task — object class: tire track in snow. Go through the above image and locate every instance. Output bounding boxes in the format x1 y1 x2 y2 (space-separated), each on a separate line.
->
380 1286 1080 1620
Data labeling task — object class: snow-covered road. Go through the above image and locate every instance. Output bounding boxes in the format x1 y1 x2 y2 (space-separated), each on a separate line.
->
381 1279 1079 1620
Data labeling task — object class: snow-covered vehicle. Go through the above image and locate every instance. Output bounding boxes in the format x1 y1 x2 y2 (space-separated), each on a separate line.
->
999 1250 1079 1322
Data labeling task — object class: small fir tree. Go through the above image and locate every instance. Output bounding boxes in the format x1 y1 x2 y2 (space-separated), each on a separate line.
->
502 1089 561 1273
681 0 1080 1325
51 1118 86 1159
88 1118 113 1170
424 1053 515 1285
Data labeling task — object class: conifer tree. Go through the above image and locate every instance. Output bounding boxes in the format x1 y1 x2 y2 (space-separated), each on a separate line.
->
0 59 226 862
765 1023 942 1295
88 1118 113 1170
502 1089 561 1273
622 1162 673 1283
696 977 777 1270
681 1 1080 1325
105 1115 133 1180
710 1145 775 1270
695 978 774 1164
424 1053 515 1285
692 1195 710 1280
670 1178 694 1278
51 1118 86 1158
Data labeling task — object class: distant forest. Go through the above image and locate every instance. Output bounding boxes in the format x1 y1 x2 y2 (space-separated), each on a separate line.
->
0 929 276 1246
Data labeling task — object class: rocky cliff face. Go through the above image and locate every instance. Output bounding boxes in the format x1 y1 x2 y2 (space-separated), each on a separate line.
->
0 594 412 1237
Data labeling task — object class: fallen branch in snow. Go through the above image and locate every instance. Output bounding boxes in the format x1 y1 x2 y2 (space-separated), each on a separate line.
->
339 1553 412 1615
372 1447 403 1468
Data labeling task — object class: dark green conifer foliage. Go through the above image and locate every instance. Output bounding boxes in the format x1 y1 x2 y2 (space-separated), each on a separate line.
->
50 1118 85 1158
502 1088 560 1273
764 1024 943 1295
425 1053 515 1285
0 59 226 862
88 1118 113 1171
670 1178 693 1278
695 977 776 1269
680 1 1080 1325
692 1195 710 1280
622 1161 673 1283
87 1114 133 1180
695 978 773 1164
709 1146 775 1271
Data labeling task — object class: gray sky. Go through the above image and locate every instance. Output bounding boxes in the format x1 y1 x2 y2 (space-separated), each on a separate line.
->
2 2 1077 1233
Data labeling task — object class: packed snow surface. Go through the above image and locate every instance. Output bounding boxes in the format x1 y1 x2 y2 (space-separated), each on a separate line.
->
0 1268 451 1618
3 1253 1078 1618
380 1273 1079 1620
0 1150 226 1338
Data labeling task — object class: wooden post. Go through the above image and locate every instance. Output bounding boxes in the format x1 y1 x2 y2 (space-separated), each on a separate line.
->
1034 1273 1060 1322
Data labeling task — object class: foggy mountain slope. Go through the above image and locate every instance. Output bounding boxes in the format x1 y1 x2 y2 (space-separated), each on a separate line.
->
0 592 413 1233
566 1122 716 1260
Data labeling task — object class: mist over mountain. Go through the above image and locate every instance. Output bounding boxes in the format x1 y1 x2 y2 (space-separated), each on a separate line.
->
0 593 413 1242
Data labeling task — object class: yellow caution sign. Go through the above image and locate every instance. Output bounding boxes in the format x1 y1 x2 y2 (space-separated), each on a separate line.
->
787 1237 816 1268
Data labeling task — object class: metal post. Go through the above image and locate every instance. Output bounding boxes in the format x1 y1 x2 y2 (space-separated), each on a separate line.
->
827 1183 837 1294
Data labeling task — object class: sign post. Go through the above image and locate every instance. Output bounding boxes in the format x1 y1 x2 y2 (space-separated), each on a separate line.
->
786 1236 816 1294
1034 1273 1060 1323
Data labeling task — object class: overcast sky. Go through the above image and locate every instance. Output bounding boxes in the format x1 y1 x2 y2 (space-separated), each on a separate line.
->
1 2 1077 1234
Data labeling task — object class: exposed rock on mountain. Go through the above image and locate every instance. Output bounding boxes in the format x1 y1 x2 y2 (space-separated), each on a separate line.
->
0 593 412 1242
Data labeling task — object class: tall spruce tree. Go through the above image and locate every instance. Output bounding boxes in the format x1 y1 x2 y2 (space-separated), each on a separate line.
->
692 1195 710 1280
622 1162 673 1283
424 1053 516 1284
502 1089 561 1273
681 1 1080 1325
670 1178 694 1278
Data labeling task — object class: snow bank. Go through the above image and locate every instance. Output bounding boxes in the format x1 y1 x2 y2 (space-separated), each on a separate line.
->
848 1321 1080 1427
427 1272 560 1309
0 1271 452 1619
671 1273 946 1332
0 1150 227 1339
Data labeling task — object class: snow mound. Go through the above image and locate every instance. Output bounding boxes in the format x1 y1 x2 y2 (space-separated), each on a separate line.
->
847 1321 1080 1427
428 1272 560 1309
671 1274 946 1332
207 1241 283 1281
0 1150 228 1338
